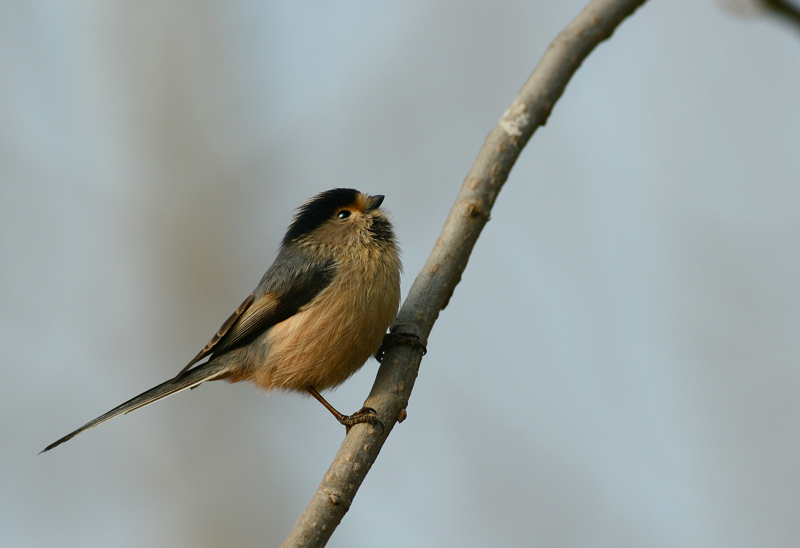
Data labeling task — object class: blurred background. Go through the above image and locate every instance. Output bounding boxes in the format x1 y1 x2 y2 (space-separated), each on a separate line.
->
4 1 800 546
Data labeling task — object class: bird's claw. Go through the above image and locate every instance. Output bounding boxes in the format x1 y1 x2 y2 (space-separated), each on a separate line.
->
341 406 384 434
376 332 427 362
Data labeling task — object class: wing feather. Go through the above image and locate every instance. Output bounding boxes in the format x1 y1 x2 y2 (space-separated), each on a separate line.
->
172 253 336 381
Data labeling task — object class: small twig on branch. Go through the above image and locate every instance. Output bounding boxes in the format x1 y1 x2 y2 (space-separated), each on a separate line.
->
761 0 800 31
280 0 648 546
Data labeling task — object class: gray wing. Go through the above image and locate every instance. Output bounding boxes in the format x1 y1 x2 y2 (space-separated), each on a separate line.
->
173 250 336 380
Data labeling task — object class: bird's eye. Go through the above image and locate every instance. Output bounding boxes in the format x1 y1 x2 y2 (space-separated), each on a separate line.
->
337 210 351 219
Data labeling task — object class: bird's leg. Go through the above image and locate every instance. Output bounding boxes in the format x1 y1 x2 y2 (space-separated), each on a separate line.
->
307 387 382 433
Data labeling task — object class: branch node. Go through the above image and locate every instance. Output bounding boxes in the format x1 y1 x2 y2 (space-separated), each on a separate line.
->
326 491 343 506
465 200 490 219
499 101 530 137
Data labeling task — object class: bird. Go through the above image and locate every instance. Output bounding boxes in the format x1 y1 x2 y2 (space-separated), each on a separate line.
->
42 188 402 453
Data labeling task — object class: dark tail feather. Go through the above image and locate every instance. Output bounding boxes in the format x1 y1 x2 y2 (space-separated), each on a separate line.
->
40 361 230 453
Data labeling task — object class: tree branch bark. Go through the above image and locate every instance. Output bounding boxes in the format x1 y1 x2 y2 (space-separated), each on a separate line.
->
281 0 648 546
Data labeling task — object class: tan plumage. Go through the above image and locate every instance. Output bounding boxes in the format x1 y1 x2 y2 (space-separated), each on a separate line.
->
252 243 400 390
42 189 401 453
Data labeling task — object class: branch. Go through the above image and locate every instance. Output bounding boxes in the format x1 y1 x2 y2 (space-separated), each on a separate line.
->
281 0 648 546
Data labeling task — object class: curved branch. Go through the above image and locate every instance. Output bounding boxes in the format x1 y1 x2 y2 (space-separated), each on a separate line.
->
281 0 648 546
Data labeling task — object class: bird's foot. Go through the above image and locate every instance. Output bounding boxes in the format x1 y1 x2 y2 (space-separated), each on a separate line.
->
340 406 384 434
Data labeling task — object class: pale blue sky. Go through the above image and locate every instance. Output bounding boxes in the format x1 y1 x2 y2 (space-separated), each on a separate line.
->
4 1 800 547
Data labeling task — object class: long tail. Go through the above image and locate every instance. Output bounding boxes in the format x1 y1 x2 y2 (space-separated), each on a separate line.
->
40 361 230 453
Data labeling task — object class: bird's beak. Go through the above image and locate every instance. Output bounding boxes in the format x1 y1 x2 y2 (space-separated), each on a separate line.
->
366 195 385 211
